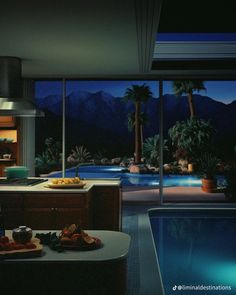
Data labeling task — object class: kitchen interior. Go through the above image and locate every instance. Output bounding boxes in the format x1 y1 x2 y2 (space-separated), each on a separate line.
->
1 0 236 294
0 56 126 293
0 1 140 292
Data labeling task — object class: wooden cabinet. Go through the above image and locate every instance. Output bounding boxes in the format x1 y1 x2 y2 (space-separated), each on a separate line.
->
92 186 122 231
0 184 121 231
24 193 93 230
24 208 55 230
0 116 15 127
0 194 24 229
0 141 18 176
24 207 89 230
0 121 18 174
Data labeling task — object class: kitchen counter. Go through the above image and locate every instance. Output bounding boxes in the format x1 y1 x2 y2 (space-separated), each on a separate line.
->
0 177 121 193
0 178 122 231
1 230 130 294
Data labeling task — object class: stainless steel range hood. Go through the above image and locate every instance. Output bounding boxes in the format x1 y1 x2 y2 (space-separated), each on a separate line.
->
0 57 44 117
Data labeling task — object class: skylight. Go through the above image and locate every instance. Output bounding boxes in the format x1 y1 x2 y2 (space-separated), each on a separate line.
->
156 33 236 42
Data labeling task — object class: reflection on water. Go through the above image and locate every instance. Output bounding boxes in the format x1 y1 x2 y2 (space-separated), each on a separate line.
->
150 211 236 294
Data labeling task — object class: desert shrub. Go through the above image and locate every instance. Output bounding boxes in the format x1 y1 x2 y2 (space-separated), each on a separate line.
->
67 145 91 166
35 137 62 175
143 134 168 166
169 118 215 162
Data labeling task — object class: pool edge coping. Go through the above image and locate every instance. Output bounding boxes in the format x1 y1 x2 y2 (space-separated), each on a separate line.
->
138 210 165 295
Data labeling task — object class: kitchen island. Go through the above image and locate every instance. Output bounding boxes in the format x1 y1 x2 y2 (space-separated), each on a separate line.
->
1 230 130 295
0 178 122 231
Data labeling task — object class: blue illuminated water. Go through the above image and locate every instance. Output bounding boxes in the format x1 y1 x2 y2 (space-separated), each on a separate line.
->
149 210 236 295
48 165 203 187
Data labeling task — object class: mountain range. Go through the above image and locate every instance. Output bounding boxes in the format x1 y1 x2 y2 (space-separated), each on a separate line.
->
35 91 236 158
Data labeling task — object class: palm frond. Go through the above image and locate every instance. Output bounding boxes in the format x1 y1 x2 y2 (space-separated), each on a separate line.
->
173 80 206 97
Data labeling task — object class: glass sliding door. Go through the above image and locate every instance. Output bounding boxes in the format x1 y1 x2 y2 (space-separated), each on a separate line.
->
35 80 63 176
34 79 162 202
64 80 134 171
62 80 160 199
162 80 235 203
162 80 204 202
33 78 235 203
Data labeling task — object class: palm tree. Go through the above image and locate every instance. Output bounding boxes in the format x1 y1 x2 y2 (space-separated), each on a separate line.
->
124 84 152 163
127 111 148 149
173 80 206 118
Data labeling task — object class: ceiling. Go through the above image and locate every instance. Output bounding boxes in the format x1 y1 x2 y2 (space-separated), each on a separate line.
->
1 0 236 78
159 0 236 33
0 0 161 78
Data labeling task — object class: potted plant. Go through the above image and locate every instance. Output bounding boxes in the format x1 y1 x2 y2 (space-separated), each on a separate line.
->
168 118 215 174
197 153 219 193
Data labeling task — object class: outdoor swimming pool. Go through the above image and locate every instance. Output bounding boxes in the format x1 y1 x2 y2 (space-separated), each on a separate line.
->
148 208 236 295
48 165 203 187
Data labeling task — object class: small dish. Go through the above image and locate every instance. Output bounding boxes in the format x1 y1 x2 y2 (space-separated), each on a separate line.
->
3 154 11 159
12 226 33 244
46 182 86 189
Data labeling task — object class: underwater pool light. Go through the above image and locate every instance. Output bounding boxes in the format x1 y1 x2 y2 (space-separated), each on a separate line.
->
204 262 236 288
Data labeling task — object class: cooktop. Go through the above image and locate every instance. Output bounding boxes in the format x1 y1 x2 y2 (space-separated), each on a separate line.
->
0 178 48 186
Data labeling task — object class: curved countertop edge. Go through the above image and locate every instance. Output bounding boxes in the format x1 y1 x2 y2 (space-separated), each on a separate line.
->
4 230 131 263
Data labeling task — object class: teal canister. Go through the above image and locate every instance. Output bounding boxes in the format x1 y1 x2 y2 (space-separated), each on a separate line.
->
4 166 29 179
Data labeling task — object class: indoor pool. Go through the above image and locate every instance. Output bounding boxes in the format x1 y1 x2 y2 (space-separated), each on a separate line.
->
148 208 236 295
48 165 203 187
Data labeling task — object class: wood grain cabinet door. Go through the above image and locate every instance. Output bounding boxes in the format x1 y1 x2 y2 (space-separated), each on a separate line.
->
4 209 24 229
0 194 23 229
24 193 92 230
92 187 121 231
54 208 91 230
24 208 56 230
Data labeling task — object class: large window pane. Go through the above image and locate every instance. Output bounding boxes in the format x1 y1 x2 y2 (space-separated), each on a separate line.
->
162 80 235 202
34 79 162 201
63 80 160 192
35 81 63 176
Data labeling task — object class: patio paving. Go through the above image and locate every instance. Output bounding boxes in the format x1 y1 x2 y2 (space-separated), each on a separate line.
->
122 186 227 203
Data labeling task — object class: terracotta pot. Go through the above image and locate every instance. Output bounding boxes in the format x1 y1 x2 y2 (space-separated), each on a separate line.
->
201 178 217 193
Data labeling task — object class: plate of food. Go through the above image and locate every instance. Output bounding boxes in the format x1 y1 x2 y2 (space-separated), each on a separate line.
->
0 236 43 259
46 178 86 189
59 224 102 251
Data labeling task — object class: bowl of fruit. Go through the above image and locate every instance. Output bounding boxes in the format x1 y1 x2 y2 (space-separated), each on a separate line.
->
59 224 102 250
47 178 86 189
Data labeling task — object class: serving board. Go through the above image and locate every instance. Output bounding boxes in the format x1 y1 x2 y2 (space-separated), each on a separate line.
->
46 182 86 189
0 238 43 259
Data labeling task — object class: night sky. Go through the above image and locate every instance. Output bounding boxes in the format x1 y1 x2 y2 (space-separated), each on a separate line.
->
157 33 236 42
35 80 236 104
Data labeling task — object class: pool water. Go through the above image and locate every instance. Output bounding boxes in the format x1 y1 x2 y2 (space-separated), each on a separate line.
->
149 209 236 295
49 165 203 187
